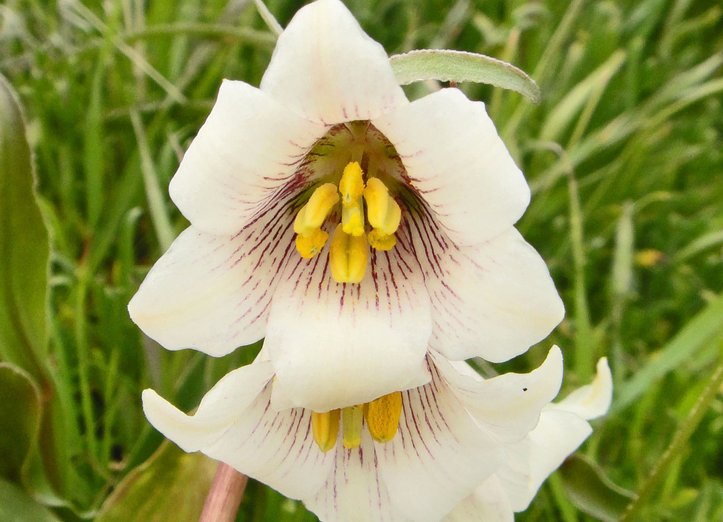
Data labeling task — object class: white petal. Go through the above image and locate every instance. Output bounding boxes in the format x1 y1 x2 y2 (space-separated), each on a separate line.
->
266 247 432 412
128 217 295 356
556 357 613 419
260 0 407 124
494 357 613 511
444 476 513 522
374 88 529 246
169 80 327 235
420 227 564 363
496 409 592 512
378 371 503 522
142 360 275 451
305 432 404 522
433 347 564 442
144 361 335 501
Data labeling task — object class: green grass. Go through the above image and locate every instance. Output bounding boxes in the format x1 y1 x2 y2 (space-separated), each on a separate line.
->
1 0 722 520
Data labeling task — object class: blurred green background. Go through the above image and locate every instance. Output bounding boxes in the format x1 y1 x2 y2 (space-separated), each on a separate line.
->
0 0 721 520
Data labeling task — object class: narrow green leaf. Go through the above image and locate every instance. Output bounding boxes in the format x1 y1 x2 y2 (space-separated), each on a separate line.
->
614 293 723 412
559 455 636 522
390 49 541 103
0 74 50 381
0 363 42 481
540 50 626 142
0 479 61 522
96 442 216 522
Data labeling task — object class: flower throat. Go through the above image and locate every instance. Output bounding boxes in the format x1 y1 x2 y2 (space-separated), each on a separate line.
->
293 161 402 284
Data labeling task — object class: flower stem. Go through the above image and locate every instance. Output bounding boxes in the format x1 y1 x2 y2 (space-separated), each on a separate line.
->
199 463 248 522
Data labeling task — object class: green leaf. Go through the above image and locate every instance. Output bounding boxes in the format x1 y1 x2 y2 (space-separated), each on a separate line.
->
0 363 42 481
0 479 61 522
95 442 217 522
389 49 541 103
559 455 636 522
0 74 50 381
614 293 723 412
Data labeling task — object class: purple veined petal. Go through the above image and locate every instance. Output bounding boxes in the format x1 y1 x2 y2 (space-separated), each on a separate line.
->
375 366 503 522
373 88 529 247
128 204 298 356
169 79 328 235
417 227 564 363
260 0 407 125
266 238 433 413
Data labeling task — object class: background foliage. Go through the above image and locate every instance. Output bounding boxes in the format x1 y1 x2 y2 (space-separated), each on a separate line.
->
0 0 721 520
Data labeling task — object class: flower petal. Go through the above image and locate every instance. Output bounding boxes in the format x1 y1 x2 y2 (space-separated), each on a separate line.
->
444 476 513 522
260 0 407 124
169 80 327 235
128 218 295 356
142 360 275 451
492 357 613 511
373 88 529 246
401 223 564 363
305 432 402 522
496 409 592 512
144 361 335 501
433 346 564 442
378 368 504 522
266 247 432 412
556 357 612 419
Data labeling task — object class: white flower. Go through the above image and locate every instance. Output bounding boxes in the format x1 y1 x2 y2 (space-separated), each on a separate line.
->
128 0 564 413
143 346 569 522
445 358 613 522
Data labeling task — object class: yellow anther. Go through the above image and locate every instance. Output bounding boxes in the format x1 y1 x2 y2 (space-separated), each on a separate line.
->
295 229 329 259
312 410 340 452
364 178 401 235
329 225 368 284
367 229 397 251
294 183 339 236
338 162 365 207
342 201 365 236
365 392 403 443
341 405 364 449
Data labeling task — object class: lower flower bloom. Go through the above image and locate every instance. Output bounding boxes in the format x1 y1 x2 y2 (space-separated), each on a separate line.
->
142 347 610 521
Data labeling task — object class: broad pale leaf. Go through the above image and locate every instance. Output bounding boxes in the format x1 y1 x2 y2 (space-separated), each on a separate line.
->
0 479 61 522
390 49 541 103
0 363 42 481
96 442 216 522
0 74 50 381
559 455 636 522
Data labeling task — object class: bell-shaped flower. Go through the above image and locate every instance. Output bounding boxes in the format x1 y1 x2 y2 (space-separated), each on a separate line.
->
128 0 564 413
446 358 613 521
142 346 569 522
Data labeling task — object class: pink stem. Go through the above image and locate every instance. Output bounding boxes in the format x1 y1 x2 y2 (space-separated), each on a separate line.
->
199 463 248 522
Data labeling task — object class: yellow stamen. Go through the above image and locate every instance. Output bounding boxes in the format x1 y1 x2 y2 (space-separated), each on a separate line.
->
367 229 397 251
295 229 329 259
293 183 339 236
364 177 401 236
341 405 364 449
312 410 340 452
338 162 365 207
365 392 403 443
329 225 368 283
341 201 365 236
